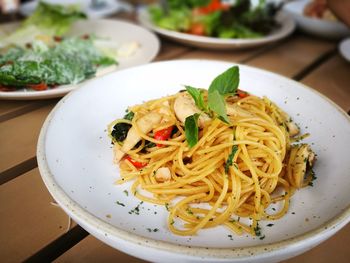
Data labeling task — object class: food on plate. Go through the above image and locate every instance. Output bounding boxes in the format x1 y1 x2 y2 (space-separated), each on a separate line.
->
0 36 116 91
303 0 337 21
108 66 316 236
148 0 280 38
1 2 87 48
0 2 139 91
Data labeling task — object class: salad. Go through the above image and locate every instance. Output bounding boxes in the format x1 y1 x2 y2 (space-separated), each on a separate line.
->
0 2 117 91
149 0 280 38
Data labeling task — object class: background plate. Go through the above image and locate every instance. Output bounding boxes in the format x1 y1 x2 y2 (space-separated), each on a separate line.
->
19 0 129 19
137 7 295 50
37 60 350 263
0 19 159 100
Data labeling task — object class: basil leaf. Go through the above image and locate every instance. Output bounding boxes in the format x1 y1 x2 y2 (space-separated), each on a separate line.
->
225 145 238 174
185 85 207 112
208 66 239 95
185 113 200 148
208 90 230 123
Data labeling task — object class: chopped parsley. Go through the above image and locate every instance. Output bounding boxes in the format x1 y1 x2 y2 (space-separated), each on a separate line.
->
308 169 317 187
147 228 159 232
266 223 274 227
186 207 194 215
115 201 125 207
254 222 262 237
225 145 238 173
128 201 143 215
123 190 129 196
165 203 170 211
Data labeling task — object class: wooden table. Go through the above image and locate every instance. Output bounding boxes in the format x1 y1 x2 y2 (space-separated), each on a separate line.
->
1 9 350 263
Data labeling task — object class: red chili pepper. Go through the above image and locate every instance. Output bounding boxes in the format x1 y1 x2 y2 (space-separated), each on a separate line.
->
28 83 48 91
154 126 174 147
237 89 249 99
124 155 147 169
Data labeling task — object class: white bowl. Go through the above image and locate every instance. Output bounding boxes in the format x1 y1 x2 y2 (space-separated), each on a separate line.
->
283 0 350 39
37 60 350 263
137 7 295 50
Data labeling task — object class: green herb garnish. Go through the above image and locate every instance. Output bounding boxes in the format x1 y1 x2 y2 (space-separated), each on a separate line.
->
185 86 207 112
254 222 262 236
111 111 134 143
116 201 125 207
128 201 143 215
225 145 238 173
185 113 200 148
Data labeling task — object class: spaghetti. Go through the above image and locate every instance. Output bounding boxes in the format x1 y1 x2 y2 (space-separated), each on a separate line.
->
108 67 315 237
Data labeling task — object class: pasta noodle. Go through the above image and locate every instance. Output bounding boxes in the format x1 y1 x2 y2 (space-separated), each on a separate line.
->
108 69 315 237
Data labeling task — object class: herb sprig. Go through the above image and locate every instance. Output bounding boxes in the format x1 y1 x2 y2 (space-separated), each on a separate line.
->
184 66 240 147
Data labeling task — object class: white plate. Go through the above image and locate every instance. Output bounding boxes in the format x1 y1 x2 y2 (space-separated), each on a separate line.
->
283 0 350 39
339 38 350 62
137 8 295 50
19 0 130 19
0 19 159 100
37 60 350 263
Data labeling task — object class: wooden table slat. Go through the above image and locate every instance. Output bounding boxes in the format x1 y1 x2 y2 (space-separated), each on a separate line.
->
0 104 55 176
245 35 336 78
0 168 76 263
0 99 57 123
178 44 266 63
54 235 145 263
155 39 193 61
302 55 350 111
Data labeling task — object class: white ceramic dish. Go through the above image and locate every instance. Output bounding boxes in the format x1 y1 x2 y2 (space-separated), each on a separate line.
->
0 19 159 100
19 0 129 19
283 0 350 39
137 8 295 50
339 38 350 62
37 60 350 263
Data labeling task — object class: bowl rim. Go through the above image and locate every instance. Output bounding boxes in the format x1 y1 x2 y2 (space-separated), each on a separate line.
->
137 7 296 46
37 59 350 260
